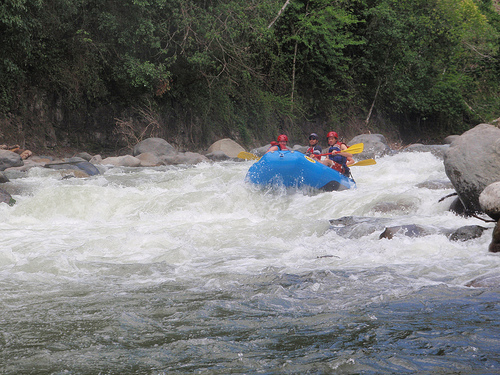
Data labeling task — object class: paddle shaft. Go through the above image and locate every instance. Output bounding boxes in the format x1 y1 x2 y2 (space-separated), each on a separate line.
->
312 143 363 157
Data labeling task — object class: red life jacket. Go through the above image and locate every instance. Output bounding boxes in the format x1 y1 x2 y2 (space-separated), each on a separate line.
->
328 142 349 175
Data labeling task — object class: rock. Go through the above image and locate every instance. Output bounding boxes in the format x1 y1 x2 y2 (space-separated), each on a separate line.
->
101 155 142 167
0 172 9 183
0 150 23 171
0 187 15 206
207 138 245 158
133 137 176 157
348 134 393 159
444 135 460 144
329 216 393 239
449 197 470 216
479 181 500 221
136 152 161 167
73 161 101 176
489 222 500 253
466 273 500 287
402 144 449 159
74 152 93 161
3 159 41 172
160 152 208 165
44 158 100 176
19 149 32 159
60 169 90 178
447 225 488 242
379 224 443 239
444 123 500 213
90 154 103 164
205 150 232 161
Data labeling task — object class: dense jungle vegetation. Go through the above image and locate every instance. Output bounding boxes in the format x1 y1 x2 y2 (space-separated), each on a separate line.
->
1 0 500 152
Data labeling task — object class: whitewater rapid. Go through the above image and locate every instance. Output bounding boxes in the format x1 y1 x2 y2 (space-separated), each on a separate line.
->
1 151 499 374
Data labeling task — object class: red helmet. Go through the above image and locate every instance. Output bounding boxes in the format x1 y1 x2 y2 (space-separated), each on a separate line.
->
277 134 288 142
327 131 339 139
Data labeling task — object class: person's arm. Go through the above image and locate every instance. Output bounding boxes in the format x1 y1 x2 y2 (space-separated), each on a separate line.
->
338 144 354 165
265 145 279 154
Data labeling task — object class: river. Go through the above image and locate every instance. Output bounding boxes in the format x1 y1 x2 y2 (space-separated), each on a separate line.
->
1 150 499 374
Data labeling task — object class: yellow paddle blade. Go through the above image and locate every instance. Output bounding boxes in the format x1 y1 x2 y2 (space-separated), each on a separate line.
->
344 143 363 155
351 158 376 167
237 151 260 161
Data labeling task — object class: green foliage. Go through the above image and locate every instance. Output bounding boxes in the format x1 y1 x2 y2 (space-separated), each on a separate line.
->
358 0 499 137
0 0 499 146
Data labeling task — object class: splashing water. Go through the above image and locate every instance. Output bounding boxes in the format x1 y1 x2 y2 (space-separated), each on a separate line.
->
1 152 499 374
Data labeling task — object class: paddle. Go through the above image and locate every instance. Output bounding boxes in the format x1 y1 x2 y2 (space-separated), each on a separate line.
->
350 158 376 167
237 151 260 160
237 143 364 161
313 143 364 157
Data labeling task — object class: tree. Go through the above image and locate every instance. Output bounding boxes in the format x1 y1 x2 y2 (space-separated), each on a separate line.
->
358 0 499 137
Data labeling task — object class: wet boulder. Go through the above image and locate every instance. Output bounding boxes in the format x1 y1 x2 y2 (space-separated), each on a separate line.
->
0 187 15 206
447 225 488 242
0 150 23 171
489 222 500 253
205 150 233 161
45 158 101 176
329 216 393 239
101 155 142 167
160 152 208 165
444 124 500 213
136 152 161 167
74 152 93 161
379 224 443 239
207 138 245 158
348 134 392 159
466 272 500 287
444 135 460 145
479 181 500 221
133 137 176 157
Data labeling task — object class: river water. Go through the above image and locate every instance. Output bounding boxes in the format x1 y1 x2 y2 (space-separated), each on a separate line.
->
1 151 499 374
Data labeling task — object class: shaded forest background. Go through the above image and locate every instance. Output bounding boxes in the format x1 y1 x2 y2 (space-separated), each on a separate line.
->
1 0 500 154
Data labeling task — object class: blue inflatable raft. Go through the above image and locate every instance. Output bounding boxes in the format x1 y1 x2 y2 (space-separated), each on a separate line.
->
245 150 356 191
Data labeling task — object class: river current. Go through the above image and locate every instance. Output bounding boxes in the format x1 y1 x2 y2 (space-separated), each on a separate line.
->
1 151 499 374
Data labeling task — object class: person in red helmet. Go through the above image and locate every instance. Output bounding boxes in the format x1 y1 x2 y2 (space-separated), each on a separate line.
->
266 134 289 153
320 131 354 176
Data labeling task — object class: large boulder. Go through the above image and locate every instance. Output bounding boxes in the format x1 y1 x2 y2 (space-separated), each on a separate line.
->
102 155 142 167
0 150 23 171
133 138 176 157
479 181 500 221
489 222 500 253
160 152 208 165
136 152 161 167
348 134 392 159
207 138 245 158
444 124 500 213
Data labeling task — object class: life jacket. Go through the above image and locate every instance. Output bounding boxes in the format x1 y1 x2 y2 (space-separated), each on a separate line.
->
277 144 289 151
306 144 322 157
328 142 350 176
